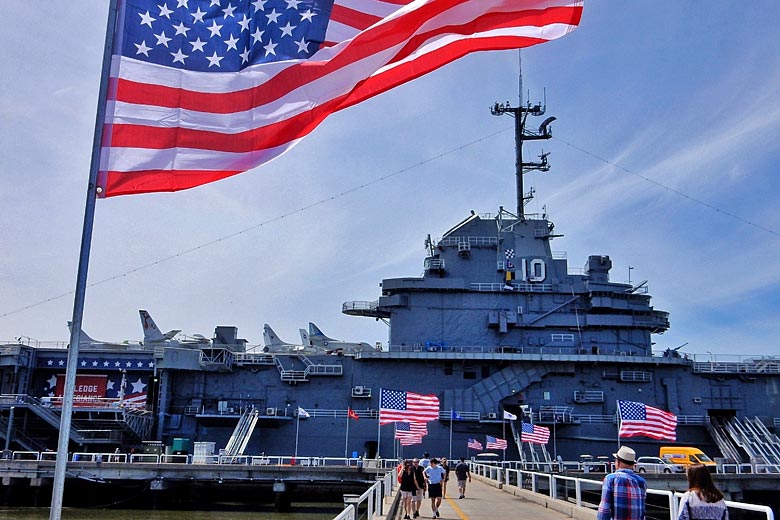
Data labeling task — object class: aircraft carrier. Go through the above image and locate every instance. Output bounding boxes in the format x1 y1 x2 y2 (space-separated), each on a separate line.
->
2 96 779 468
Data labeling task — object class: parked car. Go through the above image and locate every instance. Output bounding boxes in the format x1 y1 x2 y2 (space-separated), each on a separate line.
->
635 456 684 473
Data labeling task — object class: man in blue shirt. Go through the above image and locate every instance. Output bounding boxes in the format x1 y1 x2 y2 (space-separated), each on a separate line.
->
597 446 647 520
424 458 446 518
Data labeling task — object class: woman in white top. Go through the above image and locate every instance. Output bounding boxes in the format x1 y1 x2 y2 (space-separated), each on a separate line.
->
677 464 728 520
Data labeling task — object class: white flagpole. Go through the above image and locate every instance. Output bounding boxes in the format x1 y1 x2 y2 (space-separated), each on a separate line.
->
345 409 350 461
616 400 621 448
50 2 119 519
449 410 453 460
502 416 506 461
376 388 382 459
295 411 301 458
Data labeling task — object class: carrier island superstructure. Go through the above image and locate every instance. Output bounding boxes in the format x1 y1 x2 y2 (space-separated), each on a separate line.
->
1 97 779 467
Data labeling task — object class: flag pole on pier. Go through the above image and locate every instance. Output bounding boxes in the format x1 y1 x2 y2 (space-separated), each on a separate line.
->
449 410 454 460
377 388 383 458
295 407 309 458
50 2 119 519
345 409 350 461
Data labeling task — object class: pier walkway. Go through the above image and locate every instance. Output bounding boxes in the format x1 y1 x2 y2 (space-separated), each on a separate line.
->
392 475 596 520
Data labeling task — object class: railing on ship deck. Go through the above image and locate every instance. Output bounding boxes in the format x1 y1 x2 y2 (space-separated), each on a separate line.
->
470 462 775 520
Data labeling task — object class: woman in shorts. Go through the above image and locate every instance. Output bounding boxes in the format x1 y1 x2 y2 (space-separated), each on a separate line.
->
399 460 420 520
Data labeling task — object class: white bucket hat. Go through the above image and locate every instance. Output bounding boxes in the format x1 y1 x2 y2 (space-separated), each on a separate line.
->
613 446 637 464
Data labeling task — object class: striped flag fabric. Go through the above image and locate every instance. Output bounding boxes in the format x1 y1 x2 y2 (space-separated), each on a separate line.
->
617 400 677 441
467 438 483 451
97 0 584 197
520 422 550 444
379 389 439 425
399 435 423 446
486 435 507 450
395 421 428 439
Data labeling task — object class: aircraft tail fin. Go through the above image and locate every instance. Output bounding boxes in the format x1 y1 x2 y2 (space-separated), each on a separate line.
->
140 310 180 342
299 329 311 346
308 322 334 341
67 321 98 344
263 324 286 347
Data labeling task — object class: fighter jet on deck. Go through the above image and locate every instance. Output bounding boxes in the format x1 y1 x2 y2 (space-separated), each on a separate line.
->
303 322 375 354
139 310 210 346
263 324 324 354
66 322 141 349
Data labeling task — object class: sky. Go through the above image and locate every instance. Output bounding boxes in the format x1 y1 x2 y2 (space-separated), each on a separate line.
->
1 2 779 359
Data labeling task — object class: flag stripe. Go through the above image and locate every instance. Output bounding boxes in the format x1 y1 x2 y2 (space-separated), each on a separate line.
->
330 4 384 30
100 0 582 196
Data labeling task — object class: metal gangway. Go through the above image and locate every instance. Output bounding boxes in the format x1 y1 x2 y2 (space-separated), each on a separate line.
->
223 406 260 456
707 417 743 463
725 417 780 471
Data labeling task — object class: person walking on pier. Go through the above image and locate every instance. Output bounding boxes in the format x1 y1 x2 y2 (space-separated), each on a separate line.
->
424 458 446 518
455 457 471 499
677 464 728 520
411 458 426 518
399 460 421 520
420 452 431 468
597 446 647 520
440 457 450 498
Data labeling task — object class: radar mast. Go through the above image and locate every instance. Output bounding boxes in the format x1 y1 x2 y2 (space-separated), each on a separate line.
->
490 51 555 219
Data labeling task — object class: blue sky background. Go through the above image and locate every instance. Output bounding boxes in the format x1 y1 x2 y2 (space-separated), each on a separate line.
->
1 2 778 358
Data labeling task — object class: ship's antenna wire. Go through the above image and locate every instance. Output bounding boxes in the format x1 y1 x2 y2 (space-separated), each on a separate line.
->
4 127 779 322
553 137 780 238
571 287 583 350
0 128 510 321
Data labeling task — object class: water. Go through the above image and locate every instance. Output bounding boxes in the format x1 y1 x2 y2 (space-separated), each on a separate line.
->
0 503 341 519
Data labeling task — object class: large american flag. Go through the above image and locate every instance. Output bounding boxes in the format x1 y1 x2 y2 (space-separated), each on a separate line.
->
485 435 507 450
520 422 550 444
98 0 584 197
617 400 677 441
467 438 483 450
379 389 439 424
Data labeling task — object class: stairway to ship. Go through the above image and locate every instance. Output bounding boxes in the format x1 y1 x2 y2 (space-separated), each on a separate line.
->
0 395 153 448
723 417 780 471
706 418 743 463
272 355 343 384
442 362 574 415
224 406 261 456
0 415 49 452
509 420 553 470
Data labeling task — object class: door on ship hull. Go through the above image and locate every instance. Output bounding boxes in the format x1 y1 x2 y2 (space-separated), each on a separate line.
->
364 441 377 459
708 409 737 422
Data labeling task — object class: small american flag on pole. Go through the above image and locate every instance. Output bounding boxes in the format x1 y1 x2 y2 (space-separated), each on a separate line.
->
617 400 677 441
486 435 507 450
97 0 584 197
380 389 439 425
521 422 550 444
395 421 428 439
467 438 483 451
399 435 423 446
